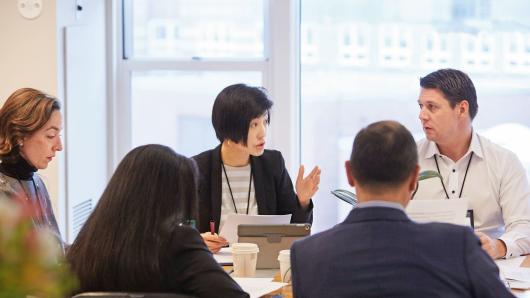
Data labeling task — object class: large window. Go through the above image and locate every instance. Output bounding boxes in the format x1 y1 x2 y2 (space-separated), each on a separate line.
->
113 0 530 236
301 0 530 233
129 0 263 59
131 71 261 156
116 0 269 161
77 0 301 243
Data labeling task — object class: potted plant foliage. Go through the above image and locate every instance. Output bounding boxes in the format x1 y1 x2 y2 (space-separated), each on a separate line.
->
0 196 77 297
331 170 442 206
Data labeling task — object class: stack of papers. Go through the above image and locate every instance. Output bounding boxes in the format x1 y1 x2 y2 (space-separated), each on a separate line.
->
503 267 530 289
406 198 468 226
496 256 528 289
233 278 287 298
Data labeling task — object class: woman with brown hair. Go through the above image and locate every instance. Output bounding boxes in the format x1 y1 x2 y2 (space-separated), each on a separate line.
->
0 87 64 247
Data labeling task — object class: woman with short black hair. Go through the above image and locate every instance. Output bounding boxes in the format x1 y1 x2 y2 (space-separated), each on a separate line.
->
193 84 320 253
67 144 248 297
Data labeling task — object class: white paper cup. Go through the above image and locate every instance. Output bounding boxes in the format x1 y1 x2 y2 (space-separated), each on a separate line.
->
232 243 259 277
277 249 291 283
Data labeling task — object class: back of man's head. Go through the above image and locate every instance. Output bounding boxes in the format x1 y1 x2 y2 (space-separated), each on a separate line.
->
350 121 418 191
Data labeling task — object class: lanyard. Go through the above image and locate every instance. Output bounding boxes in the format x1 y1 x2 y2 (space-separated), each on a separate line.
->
221 161 253 215
434 152 473 199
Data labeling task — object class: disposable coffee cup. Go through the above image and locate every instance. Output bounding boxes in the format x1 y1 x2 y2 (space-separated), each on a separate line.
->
277 249 291 283
232 243 259 277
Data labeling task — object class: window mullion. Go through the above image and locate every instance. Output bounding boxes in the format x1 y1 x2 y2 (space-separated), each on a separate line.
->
122 59 268 72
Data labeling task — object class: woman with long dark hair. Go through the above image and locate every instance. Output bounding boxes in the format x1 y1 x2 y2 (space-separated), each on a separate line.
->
67 144 248 297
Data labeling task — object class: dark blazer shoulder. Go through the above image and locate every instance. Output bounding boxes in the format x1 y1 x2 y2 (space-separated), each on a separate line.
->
409 221 481 255
419 221 474 238
254 149 285 173
192 148 215 166
257 149 283 162
164 225 249 298
168 225 209 252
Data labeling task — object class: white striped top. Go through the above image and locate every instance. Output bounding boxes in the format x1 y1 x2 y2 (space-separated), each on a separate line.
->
219 163 257 230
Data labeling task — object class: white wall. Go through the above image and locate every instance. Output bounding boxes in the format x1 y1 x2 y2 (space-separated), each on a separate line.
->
0 0 108 241
0 0 61 221
59 0 108 242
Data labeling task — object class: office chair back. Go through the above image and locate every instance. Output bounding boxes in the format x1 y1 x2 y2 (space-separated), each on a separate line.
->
72 292 196 298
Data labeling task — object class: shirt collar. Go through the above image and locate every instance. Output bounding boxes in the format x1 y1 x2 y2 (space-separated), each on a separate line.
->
468 132 484 159
423 131 484 160
357 200 405 211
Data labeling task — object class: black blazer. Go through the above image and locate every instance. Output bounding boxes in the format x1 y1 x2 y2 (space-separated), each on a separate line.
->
69 225 248 298
162 226 249 297
193 145 313 233
291 207 514 298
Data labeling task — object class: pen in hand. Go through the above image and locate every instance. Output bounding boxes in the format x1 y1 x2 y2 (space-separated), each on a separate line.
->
210 220 215 235
202 220 228 253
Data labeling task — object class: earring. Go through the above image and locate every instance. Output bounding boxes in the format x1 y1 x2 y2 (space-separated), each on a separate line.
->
18 142 23 147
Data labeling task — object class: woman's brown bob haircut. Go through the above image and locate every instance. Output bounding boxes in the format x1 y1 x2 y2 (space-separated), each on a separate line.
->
0 88 60 159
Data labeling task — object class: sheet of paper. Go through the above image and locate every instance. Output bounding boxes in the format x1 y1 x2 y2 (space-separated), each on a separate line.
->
213 247 233 265
405 198 468 226
219 214 292 245
495 256 527 289
233 277 286 298
505 280 530 290
503 267 530 282
496 256 526 271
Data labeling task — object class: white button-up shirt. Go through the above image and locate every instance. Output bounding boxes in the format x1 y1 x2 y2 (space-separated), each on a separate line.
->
415 132 530 258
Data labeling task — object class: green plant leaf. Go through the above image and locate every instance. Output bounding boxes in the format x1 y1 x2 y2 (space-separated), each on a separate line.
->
334 171 442 203
331 189 358 206
418 170 441 181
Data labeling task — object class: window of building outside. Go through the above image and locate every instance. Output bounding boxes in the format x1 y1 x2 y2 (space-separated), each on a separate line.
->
126 0 264 157
124 0 530 235
131 71 261 156
301 0 530 233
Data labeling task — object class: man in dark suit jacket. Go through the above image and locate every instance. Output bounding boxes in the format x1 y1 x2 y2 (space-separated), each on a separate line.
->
291 120 514 298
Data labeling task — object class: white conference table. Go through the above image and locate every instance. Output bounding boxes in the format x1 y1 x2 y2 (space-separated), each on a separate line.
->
226 257 530 298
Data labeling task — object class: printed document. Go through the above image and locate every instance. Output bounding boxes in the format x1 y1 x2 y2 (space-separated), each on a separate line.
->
405 198 468 226
233 278 286 298
496 256 529 289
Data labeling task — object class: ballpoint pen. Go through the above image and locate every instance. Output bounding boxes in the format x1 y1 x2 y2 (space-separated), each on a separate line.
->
210 220 215 235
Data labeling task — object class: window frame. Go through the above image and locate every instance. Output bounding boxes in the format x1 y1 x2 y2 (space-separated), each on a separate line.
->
108 0 301 173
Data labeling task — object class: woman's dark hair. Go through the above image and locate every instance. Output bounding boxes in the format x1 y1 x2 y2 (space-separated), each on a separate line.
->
67 144 199 291
420 68 478 120
0 88 60 162
212 84 273 145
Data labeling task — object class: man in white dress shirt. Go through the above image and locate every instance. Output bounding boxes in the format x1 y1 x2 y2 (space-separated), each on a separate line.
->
414 68 530 259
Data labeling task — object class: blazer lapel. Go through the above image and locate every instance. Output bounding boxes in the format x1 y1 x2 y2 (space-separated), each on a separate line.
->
251 156 269 215
211 145 223 231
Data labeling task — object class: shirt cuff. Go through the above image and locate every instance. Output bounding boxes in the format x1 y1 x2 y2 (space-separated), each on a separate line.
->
499 236 519 259
305 199 314 211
